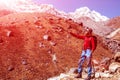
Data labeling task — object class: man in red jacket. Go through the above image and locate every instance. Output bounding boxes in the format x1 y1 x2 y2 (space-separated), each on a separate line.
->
70 28 96 80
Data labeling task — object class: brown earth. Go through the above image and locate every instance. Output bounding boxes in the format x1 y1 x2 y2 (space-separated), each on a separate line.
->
0 12 113 80
106 16 120 29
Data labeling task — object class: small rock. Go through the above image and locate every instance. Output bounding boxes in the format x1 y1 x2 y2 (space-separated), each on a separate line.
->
22 60 27 65
59 73 69 79
8 65 14 71
92 59 99 65
68 68 78 74
95 72 101 78
34 20 41 25
51 54 57 63
6 31 12 37
39 42 45 48
50 41 56 46
47 50 52 54
35 25 43 29
43 35 51 41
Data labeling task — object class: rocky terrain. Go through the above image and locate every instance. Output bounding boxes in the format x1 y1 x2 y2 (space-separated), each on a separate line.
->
0 4 119 80
0 12 115 80
48 52 120 80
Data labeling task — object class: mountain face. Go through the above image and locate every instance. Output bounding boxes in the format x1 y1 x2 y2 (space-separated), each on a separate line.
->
106 16 120 28
104 17 120 53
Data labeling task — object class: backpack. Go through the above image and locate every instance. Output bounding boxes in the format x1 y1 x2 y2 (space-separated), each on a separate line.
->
90 36 97 50
92 36 97 50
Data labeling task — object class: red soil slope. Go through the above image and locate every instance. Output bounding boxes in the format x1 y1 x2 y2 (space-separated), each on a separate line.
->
0 12 113 80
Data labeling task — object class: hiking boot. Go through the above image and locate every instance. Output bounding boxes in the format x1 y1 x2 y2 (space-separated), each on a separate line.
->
73 68 78 74
75 73 82 78
84 76 91 80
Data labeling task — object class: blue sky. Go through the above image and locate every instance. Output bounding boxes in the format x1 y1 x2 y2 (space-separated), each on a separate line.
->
33 0 120 18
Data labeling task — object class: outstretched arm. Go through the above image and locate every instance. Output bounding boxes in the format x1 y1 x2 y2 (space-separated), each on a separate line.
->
70 32 85 39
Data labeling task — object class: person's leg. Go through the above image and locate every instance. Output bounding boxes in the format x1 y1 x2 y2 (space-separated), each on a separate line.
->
78 50 86 73
75 50 86 78
87 57 92 77
85 49 92 80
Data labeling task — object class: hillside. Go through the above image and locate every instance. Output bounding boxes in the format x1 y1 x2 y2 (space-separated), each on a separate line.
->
102 17 120 53
106 16 120 29
0 12 113 80
0 10 12 17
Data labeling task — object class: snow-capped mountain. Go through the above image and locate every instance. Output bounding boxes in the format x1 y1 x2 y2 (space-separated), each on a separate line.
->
0 1 109 22
68 7 109 22
15 4 109 22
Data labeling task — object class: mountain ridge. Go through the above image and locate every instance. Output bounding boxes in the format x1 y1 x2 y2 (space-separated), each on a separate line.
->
0 4 109 22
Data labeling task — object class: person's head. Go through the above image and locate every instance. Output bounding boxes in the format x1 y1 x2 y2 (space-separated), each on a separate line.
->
84 28 93 36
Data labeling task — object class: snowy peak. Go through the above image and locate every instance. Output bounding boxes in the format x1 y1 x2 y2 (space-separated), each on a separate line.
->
16 5 109 22
68 7 109 22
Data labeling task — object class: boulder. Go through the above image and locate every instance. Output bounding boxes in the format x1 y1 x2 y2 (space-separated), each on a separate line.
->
95 71 113 78
100 72 113 78
109 62 120 73
100 57 111 70
114 52 120 62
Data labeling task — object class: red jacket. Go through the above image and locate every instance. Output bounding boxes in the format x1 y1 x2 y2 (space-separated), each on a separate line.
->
70 32 96 51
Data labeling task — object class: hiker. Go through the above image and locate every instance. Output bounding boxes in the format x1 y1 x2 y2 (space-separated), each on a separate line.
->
69 28 97 80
